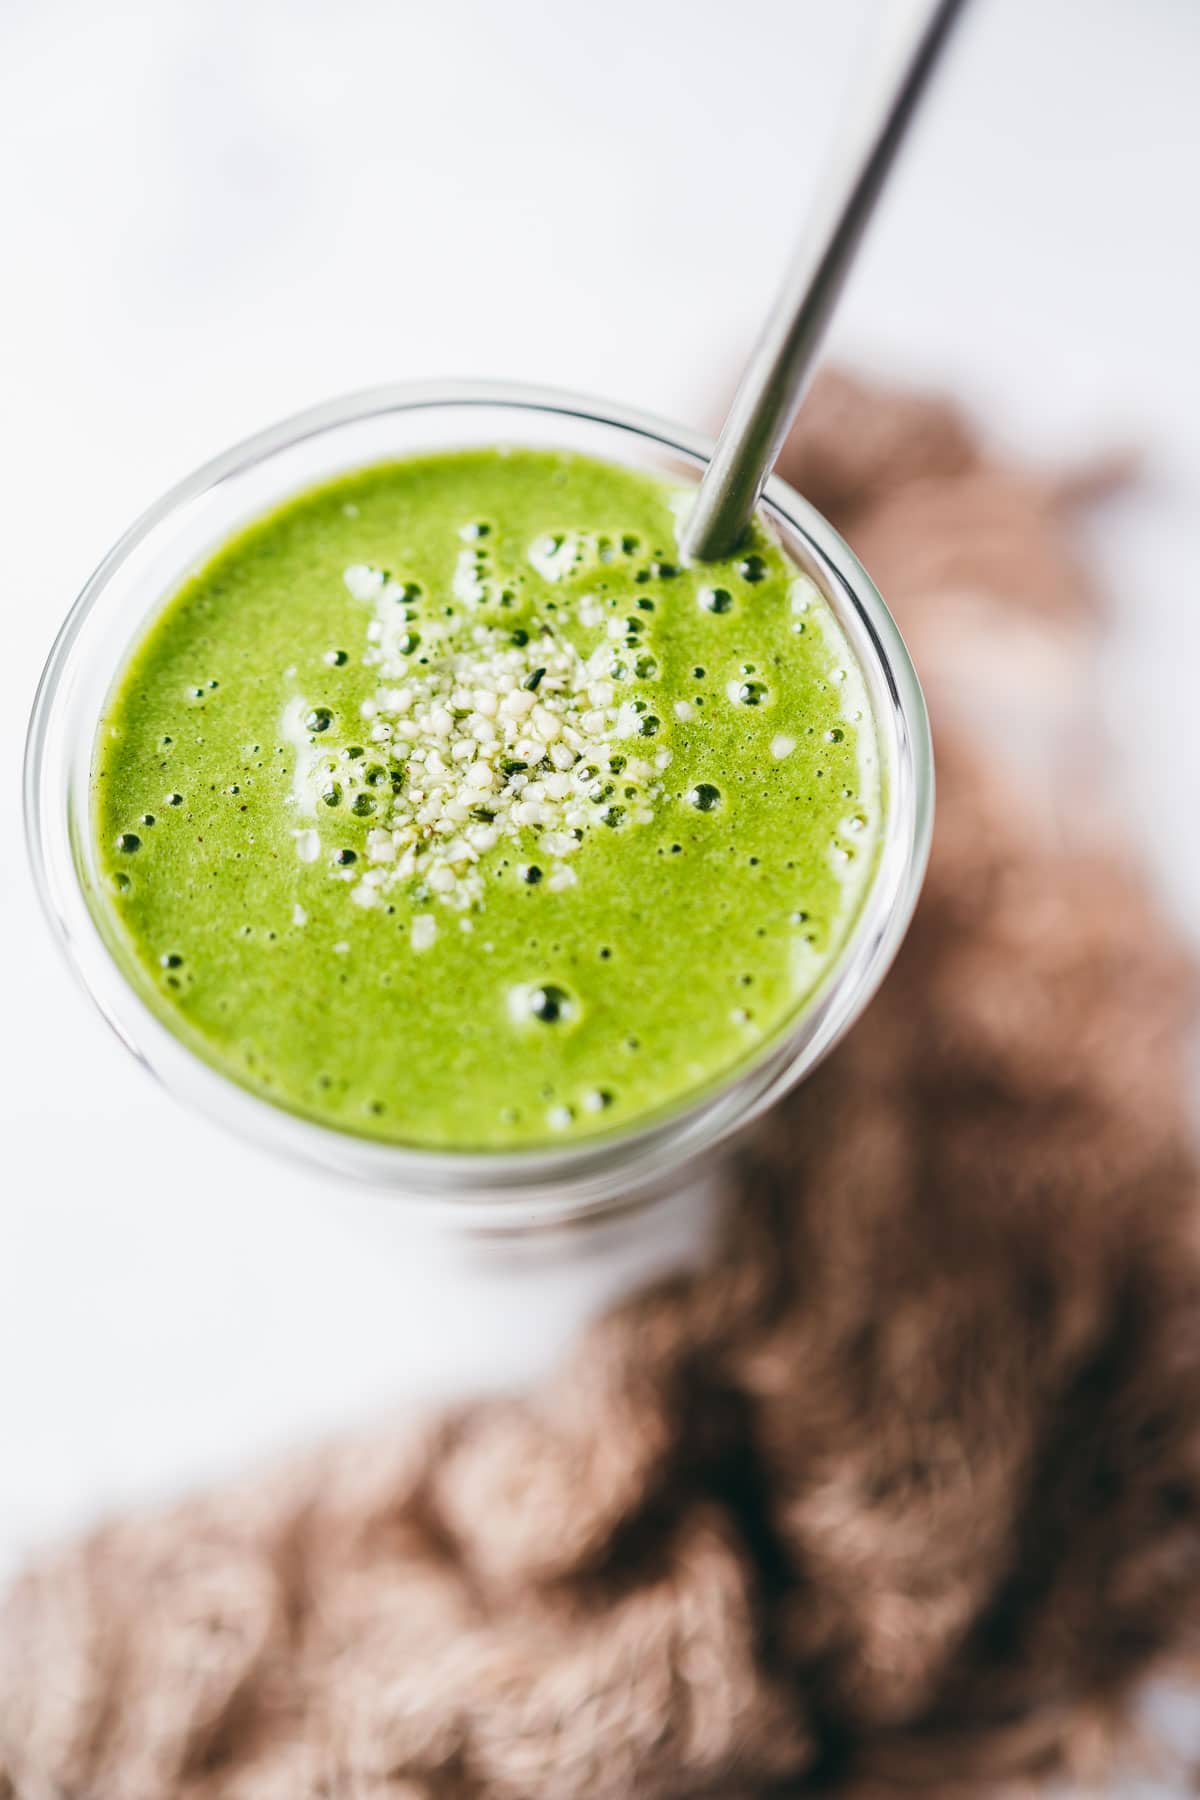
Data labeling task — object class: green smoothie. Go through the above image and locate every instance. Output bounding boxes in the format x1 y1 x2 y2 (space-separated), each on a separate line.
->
92 448 880 1149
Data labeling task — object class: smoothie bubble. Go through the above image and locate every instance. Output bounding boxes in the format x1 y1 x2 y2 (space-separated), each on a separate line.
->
529 984 573 1024
508 980 577 1027
728 679 768 707
688 783 722 812
700 586 733 614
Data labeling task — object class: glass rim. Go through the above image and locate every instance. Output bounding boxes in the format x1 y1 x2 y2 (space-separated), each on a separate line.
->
24 379 934 1227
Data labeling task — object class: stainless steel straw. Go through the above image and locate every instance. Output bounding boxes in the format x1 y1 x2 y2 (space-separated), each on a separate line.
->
682 0 968 564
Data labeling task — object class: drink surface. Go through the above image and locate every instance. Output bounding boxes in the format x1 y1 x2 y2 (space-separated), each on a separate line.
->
92 447 881 1149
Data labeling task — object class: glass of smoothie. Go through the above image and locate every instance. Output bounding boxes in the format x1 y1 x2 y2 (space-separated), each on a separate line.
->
25 384 932 1232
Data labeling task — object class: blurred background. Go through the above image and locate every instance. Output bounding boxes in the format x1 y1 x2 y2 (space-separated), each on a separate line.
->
2 0 1199 1590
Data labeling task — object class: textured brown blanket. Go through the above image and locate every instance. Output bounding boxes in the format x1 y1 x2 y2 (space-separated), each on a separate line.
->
4 373 1200 1799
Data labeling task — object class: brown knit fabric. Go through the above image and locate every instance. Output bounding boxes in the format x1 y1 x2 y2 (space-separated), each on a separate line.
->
5 370 1200 1799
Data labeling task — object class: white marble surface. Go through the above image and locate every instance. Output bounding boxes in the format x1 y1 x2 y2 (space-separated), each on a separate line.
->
2 4 1199 1741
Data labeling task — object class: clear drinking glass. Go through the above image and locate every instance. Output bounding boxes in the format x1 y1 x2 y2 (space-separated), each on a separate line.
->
24 383 933 1237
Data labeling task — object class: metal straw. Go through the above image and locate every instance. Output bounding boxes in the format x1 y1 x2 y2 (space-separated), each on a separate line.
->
682 0 968 564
